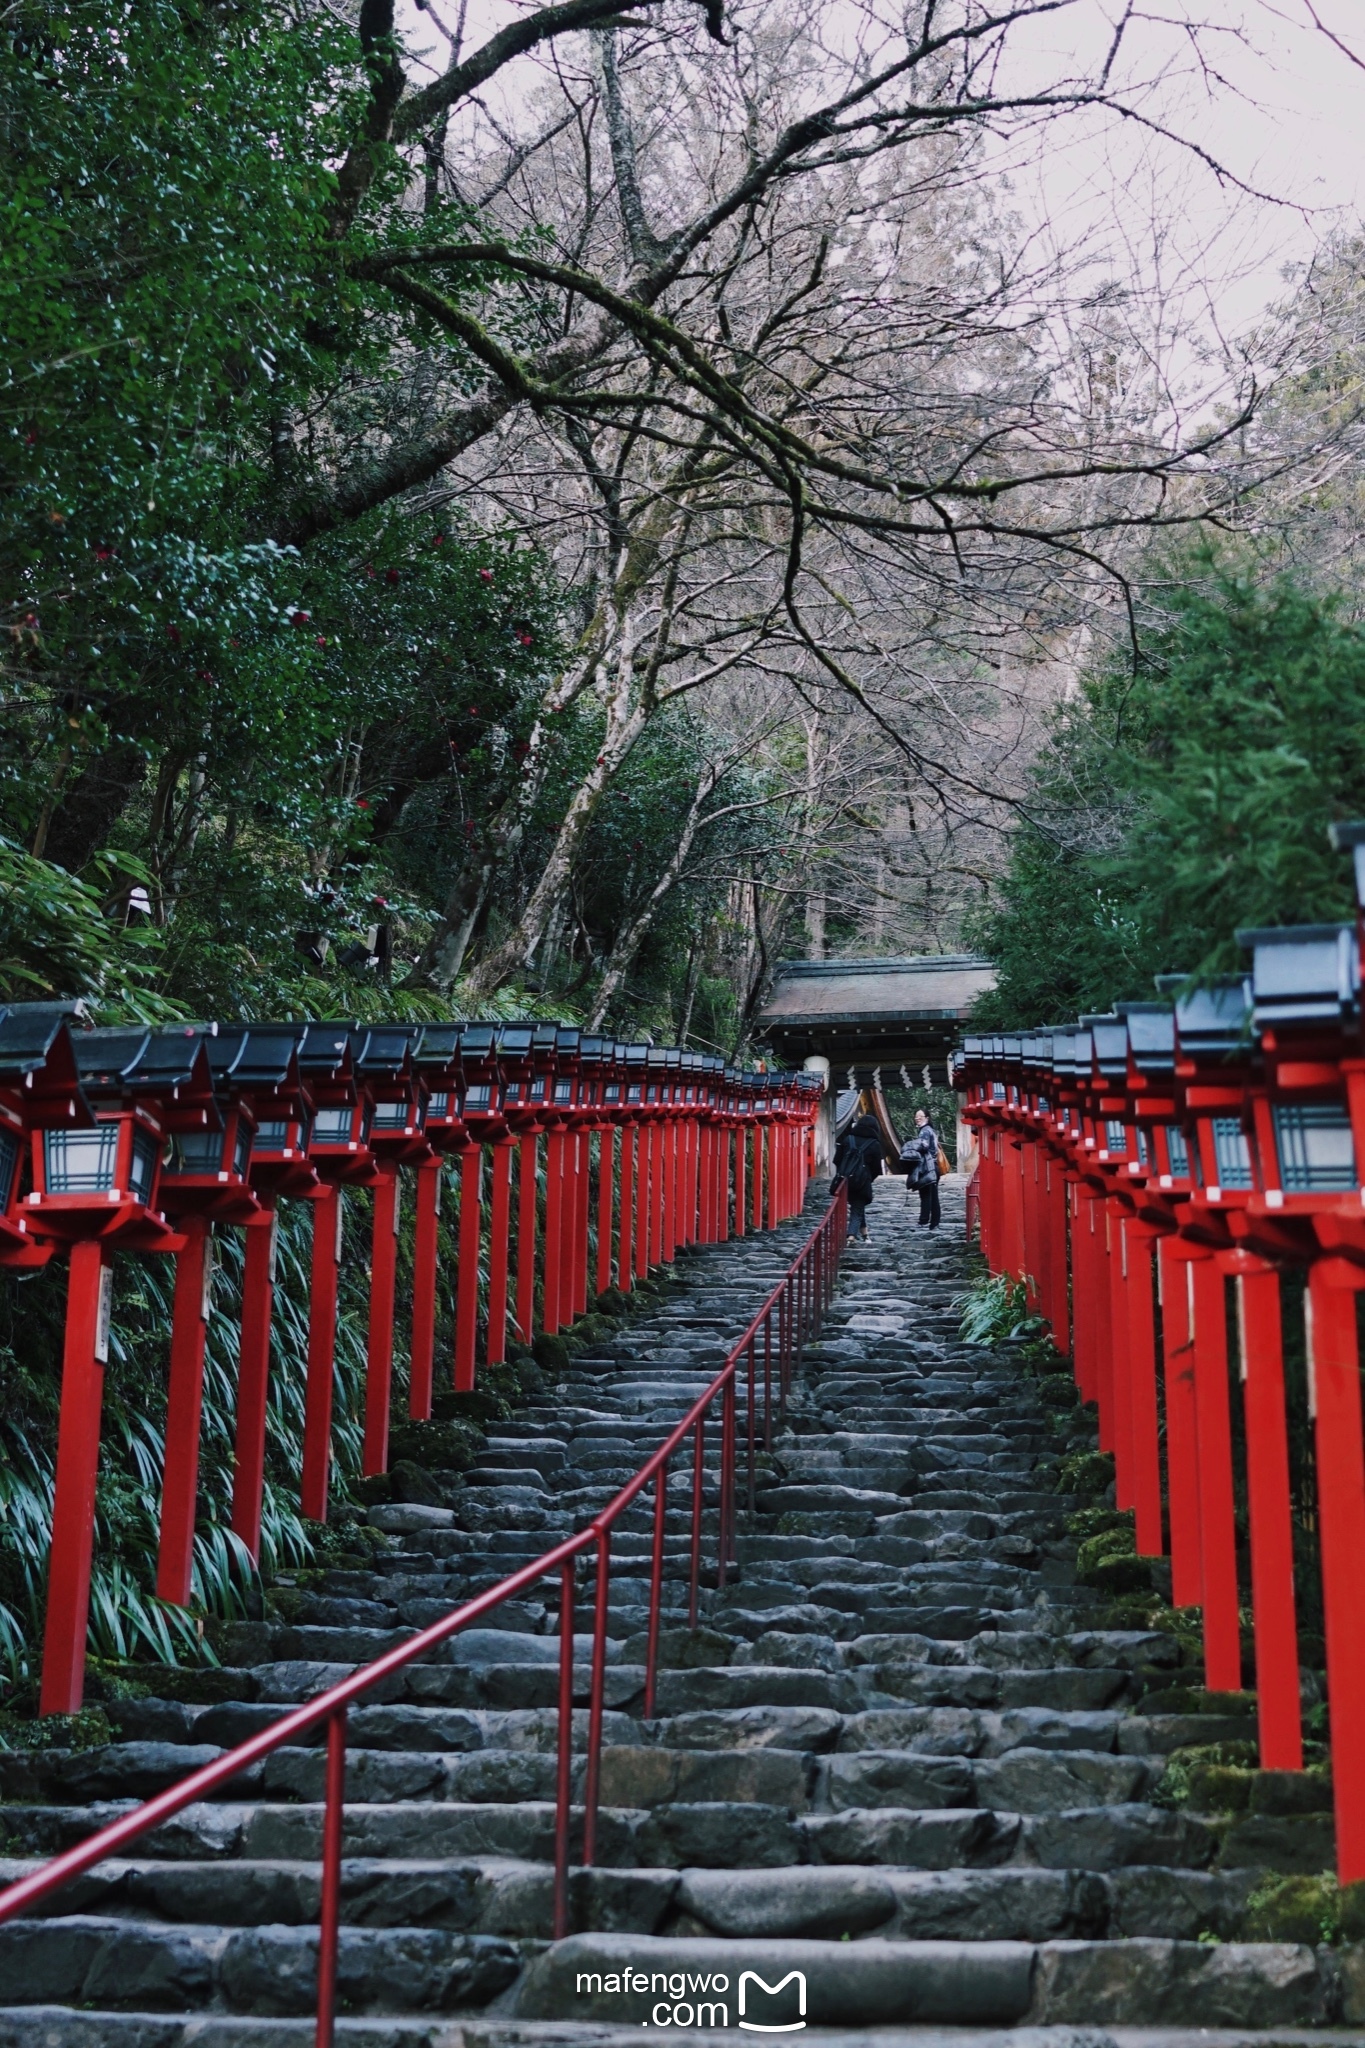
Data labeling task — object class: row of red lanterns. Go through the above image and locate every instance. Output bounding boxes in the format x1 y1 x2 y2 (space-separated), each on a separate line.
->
0 1009 821 1716
953 819 1365 1884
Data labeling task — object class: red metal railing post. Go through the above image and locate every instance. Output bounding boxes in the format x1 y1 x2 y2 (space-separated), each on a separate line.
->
645 1463 668 1718
1236 1261 1303 1770
719 1375 735 1581
301 1186 343 1523
746 1334 757 1511
157 1215 213 1605
485 1140 514 1366
362 1172 400 1477
315 1705 348 2048
40 1240 113 1715
232 1203 277 1560
515 1134 538 1341
454 1146 483 1392
582 1528 612 1866
553 1557 575 1938
688 1417 704 1628
409 1158 442 1419
596 1128 615 1296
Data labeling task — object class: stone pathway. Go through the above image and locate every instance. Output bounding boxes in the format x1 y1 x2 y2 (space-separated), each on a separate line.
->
0 1181 1361 2043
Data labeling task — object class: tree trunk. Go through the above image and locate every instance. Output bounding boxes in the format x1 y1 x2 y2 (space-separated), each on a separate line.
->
465 651 649 999
43 740 147 874
588 759 719 1028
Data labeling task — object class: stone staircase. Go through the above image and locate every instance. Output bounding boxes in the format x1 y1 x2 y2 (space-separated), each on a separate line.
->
0 1183 1361 2044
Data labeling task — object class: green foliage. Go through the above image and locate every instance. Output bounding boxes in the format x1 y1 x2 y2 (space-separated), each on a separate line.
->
970 560 1365 1025
1155 1740 1261 1809
1242 1872 1365 1946
954 1270 1047 1348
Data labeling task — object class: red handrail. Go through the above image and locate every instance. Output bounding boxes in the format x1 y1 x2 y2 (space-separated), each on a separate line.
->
0 1185 849 2045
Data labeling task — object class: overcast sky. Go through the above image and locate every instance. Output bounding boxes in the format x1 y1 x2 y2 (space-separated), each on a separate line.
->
395 0 1365 335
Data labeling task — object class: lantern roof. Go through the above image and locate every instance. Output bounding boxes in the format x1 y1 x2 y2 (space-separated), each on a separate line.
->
1328 818 1365 908
353 1025 415 1078
0 1003 91 1122
495 1025 534 1057
0 1000 88 1072
205 1025 302 1089
413 1023 461 1068
1080 1014 1129 1080
1117 1001 1175 1077
1167 977 1254 1059
459 1024 497 1062
1235 922 1358 1029
296 1023 356 1078
71 1026 150 1087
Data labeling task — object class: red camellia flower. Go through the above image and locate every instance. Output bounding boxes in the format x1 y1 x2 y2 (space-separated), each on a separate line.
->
385 568 400 585
315 635 328 648
94 546 113 561
517 631 532 647
364 564 376 580
355 798 371 810
290 609 310 626
433 533 445 547
478 568 493 583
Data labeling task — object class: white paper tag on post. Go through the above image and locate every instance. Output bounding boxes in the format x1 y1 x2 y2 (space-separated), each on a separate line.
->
201 1233 215 1322
94 1264 113 1364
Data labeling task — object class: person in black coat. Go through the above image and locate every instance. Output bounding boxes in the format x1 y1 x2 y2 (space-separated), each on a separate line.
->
834 1114 883 1241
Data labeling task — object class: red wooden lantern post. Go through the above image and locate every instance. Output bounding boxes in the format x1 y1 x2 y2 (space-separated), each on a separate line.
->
228 1031 315 1560
732 1074 748 1239
406 1025 462 1422
356 1027 429 1476
153 1026 269 1606
589 1040 626 1296
614 1059 637 1291
297 1026 374 1523
27 1025 198 1714
0 1003 86 1280
450 1025 505 1388
494 1025 545 1345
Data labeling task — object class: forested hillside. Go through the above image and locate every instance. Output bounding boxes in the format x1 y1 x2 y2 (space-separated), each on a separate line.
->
5 0 1306 1047
5 0 1365 1684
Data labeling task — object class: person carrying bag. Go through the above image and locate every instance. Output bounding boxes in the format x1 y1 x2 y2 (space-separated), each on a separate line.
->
910 1107 943 1230
833 1114 883 1242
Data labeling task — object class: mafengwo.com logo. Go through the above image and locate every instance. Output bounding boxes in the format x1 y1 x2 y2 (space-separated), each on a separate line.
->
575 1964 807 2030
